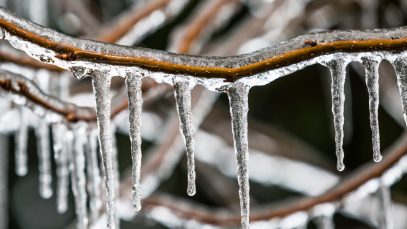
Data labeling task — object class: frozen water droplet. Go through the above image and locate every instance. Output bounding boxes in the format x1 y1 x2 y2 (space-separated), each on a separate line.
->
393 57 407 127
125 74 143 210
174 82 196 196
228 83 251 229
92 72 117 229
36 120 53 199
15 107 28 176
362 57 382 162
86 129 102 222
326 60 347 171
69 125 89 229
53 124 70 213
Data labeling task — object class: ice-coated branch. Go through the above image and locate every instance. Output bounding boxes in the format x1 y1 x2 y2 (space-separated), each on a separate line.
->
1 6 407 81
0 70 96 121
140 134 407 226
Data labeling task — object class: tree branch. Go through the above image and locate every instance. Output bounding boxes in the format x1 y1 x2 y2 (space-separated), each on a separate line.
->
140 134 407 226
1 7 407 80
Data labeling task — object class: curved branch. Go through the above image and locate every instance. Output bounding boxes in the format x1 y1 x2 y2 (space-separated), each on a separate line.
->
1 7 407 80
0 70 164 122
141 134 407 226
0 70 94 122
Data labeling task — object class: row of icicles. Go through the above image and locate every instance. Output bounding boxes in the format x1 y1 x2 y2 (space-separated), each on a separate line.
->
10 55 407 229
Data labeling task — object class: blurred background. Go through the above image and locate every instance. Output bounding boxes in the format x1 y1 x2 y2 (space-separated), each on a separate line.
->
1 0 407 228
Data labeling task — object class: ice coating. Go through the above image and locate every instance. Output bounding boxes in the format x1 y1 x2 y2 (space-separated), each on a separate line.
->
15 107 28 176
70 125 88 229
393 57 407 127
36 120 53 198
173 82 196 196
92 72 116 229
326 59 347 171
362 57 382 162
2 6 407 91
228 83 251 229
86 129 102 222
125 73 143 210
53 124 70 213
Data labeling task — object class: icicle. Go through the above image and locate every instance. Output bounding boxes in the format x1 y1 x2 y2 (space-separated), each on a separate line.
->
174 82 196 196
362 57 382 162
377 181 392 229
53 124 70 213
110 124 120 228
86 129 102 223
227 82 251 229
15 107 28 176
91 72 117 229
125 74 143 210
36 120 53 198
393 57 407 127
69 126 88 229
326 60 347 171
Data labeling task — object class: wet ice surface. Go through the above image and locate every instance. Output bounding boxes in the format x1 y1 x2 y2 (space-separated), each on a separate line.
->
92 73 116 229
125 73 143 211
174 82 196 196
325 59 347 172
362 57 382 162
228 83 251 229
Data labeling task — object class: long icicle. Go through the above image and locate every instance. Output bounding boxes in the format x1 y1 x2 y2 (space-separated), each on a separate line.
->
70 125 88 229
393 57 407 127
86 129 102 223
174 82 196 196
125 74 143 210
91 72 116 229
36 120 53 198
327 60 347 171
228 82 251 229
362 57 382 162
53 124 70 213
15 107 28 176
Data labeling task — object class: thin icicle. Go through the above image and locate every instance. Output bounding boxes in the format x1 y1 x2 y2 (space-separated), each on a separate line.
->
174 82 196 196
377 180 393 229
69 125 88 229
15 107 28 176
36 120 53 198
125 74 143 210
227 82 251 229
110 124 120 228
362 57 382 162
86 129 102 223
91 72 116 229
393 57 407 127
53 124 70 213
327 60 347 171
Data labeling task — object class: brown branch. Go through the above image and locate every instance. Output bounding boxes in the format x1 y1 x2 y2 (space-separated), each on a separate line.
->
1 7 407 80
141 134 407 226
176 0 239 54
94 0 171 43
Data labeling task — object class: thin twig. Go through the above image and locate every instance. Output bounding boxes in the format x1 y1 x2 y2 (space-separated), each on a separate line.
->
141 134 407 226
